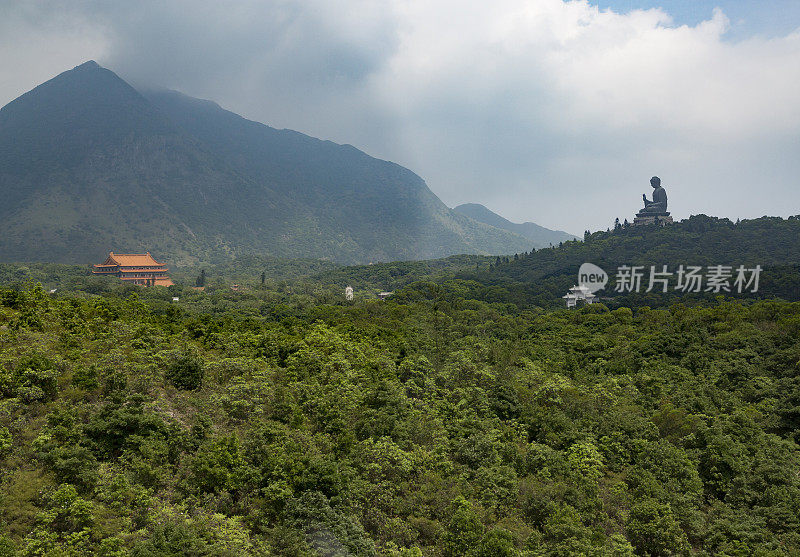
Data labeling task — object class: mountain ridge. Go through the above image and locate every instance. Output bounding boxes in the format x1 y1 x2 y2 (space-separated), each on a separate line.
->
0 62 532 265
453 203 577 248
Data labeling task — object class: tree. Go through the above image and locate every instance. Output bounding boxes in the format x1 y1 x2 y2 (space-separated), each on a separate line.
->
442 497 483 557
165 351 204 390
627 499 690 556
472 529 516 557
185 436 249 495
567 441 604 483
195 269 206 287
131 520 209 556
21 484 95 556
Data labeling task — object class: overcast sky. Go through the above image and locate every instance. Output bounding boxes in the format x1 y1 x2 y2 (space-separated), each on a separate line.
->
1 0 799 235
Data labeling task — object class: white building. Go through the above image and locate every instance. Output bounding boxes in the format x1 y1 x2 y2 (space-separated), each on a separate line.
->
563 285 596 308
345 286 354 301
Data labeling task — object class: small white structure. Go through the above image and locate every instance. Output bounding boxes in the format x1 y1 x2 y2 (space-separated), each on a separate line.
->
378 291 393 300
345 286 354 301
172 297 180 302
562 285 596 308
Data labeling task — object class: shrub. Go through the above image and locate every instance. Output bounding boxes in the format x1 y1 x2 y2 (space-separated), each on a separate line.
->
0 427 11 459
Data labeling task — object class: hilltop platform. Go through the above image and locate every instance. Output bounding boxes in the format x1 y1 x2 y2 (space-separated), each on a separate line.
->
633 213 673 226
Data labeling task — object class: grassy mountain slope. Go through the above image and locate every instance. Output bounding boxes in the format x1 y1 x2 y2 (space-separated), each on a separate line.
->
453 203 577 247
0 62 531 265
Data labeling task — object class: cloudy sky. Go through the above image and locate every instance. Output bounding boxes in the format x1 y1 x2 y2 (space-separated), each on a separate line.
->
1 0 799 235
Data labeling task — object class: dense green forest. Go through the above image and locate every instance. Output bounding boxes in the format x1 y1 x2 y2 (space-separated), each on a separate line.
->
1 216 800 555
1 278 799 555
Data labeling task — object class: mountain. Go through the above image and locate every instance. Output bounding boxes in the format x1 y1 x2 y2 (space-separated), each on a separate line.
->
453 203 577 247
0 61 531 265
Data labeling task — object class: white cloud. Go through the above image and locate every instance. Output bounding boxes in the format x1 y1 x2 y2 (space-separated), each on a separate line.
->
0 3 108 106
362 1 800 231
1 0 799 233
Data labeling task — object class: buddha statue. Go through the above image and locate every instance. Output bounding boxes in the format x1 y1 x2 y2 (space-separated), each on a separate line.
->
638 176 668 215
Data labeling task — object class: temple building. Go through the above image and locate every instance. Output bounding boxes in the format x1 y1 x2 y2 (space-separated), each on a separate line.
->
563 285 596 308
92 252 173 287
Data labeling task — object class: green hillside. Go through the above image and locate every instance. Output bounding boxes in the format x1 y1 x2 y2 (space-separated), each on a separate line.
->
4 214 798 311
0 62 531 266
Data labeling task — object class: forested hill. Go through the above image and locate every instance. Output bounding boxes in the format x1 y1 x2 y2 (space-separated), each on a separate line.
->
452 215 800 307
0 62 531 265
3 214 798 310
1 281 800 555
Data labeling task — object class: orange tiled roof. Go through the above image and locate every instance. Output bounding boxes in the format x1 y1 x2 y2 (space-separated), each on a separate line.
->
104 252 164 267
94 252 173 286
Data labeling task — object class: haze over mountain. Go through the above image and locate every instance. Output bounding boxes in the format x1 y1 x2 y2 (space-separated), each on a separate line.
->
453 203 577 248
0 61 535 265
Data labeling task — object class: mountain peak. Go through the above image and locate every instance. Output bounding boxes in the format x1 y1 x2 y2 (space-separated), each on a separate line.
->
1 59 149 117
0 59 176 207
0 58 174 136
73 60 101 70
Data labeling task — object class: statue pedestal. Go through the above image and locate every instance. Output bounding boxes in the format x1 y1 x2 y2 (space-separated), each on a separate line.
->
633 213 673 226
